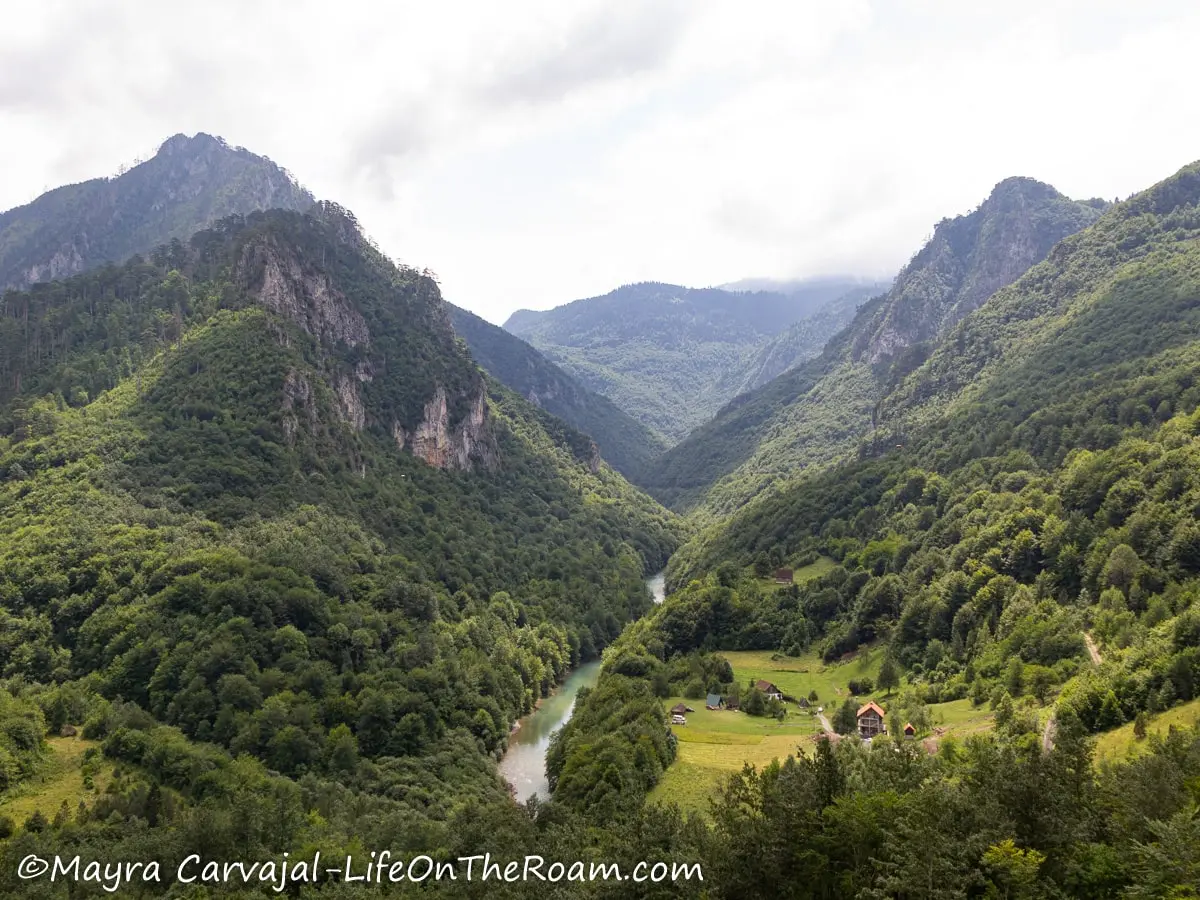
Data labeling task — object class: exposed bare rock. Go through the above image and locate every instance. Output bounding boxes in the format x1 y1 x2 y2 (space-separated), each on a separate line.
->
333 372 366 431
393 384 497 471
281 369 316 445
23 243 86 285
859 177 1103 365
241 237 370 348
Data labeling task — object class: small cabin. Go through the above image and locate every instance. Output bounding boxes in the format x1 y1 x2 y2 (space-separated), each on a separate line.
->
706 693 725 710
755 680 783 701
857 701 887 739
797 696 810 708
903 722 916 738
670 703 689 716
774 568 794 584
725 696 740 711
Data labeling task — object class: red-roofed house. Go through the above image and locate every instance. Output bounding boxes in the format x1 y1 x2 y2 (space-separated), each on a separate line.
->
857 701 886 739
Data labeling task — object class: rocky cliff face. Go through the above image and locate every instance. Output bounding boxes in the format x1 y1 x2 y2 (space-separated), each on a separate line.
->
392 384 497 471
241 237 370 348
235 215 496 473
0 132 313 291
857 178 1104 365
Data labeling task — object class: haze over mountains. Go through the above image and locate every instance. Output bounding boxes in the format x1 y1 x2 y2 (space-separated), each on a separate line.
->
504 277 885 442
4 127 1200 897
640 176 1107 514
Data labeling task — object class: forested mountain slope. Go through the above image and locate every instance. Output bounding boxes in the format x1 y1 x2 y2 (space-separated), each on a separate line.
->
504 278 869 442
448 304 666 478
0 206 679 876
642 178 1105 514
539 162 1200 900
672 157 1200 620
723 283 883 395
0 133 313 291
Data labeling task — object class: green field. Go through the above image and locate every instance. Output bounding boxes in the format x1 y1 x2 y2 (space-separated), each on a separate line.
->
649 648 1005 813
0 736 113 825
651 646 884 813
756 555 837 591
719 647 889 707
1093 698 1200 764
927 698 996 736
650 695 819 813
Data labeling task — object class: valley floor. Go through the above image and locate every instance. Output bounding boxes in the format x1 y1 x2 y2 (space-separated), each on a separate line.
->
650 648 999 813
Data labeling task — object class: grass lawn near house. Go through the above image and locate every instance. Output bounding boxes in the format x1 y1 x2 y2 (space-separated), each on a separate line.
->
650 694 820 813
1093 698 1200 765
720 647 888 708
650 646 1008 813
755 555 837 591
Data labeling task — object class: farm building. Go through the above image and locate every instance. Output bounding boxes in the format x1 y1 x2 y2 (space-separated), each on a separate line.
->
755 680 783 701
774 568 794 584
857 701 887 739
670 703 689 716
705 693 725 710
903 722 916 737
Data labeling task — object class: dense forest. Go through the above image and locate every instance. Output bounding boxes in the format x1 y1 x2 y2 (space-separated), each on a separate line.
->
0 205 681 896
447 304 667 479
546 161 1200 897
4 132 1200 897
504 279 871 443
640 178 1106 516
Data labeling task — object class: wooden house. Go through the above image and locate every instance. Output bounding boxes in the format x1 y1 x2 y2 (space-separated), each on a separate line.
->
755 680 783 701
774 568 794 584
670 703 689 716
903 722 916 738
856 701 887 739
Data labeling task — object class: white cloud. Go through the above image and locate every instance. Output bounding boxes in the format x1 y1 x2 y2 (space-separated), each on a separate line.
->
1 0 1198 323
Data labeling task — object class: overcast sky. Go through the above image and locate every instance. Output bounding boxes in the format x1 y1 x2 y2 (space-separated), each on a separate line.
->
2 1 1199 323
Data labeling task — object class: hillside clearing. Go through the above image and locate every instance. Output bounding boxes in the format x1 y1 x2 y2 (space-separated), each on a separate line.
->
1093 699 1200 764
0 736 112 825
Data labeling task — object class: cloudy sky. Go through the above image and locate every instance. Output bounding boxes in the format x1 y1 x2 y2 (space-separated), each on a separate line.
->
2 1 1199 323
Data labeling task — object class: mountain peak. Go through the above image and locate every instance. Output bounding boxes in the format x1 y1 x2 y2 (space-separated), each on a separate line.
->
157 131 224 156
0 133 314 291
857 179 1103 364
986 175 1064 203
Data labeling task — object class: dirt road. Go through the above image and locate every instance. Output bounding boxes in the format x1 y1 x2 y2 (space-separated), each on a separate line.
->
1083 632 1102 666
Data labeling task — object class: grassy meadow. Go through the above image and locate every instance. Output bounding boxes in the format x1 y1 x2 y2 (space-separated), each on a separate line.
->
1093 698 1200 765
0 736 113 825
649 646 1004 813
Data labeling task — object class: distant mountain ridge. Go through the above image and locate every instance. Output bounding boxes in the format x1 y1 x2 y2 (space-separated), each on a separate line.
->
0 132 314 291
448 304 667 477
722 283 885 396
504 277 873 442
641 177 1106 513
669 158 1200 591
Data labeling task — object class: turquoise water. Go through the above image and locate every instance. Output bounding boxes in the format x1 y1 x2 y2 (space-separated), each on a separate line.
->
647 571 666 604
498 661 601 802
498 572 666 801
